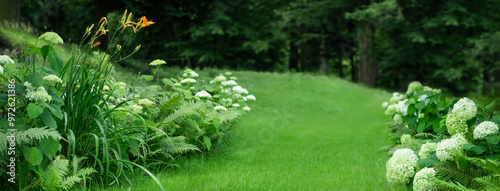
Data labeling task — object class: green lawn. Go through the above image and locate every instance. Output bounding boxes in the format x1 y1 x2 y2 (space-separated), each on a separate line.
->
91 71 404 190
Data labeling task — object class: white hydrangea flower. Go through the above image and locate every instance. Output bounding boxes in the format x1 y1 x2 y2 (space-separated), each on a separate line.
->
25 82 52 102
183 71 199 78
115 82 127 88
0 55 15 65
243 106 251 111
413 167 436 191
382 101 389 108
245 95 256 101
138 98 155 107
232 86 249 94
39 32 64 44
396 100 409 116
195 90 212 98
386 149 418 184
400 134 413 144
385 105 397 116
393 92 400 97
103 86 110 91
393 114 403 124
452 134 468 147
451 97 477 120
0 65 3 74
418 95 430 105
230 76 237 80
446 113 468 135
407 81 423 94
419 142 437 159
180 78 197 84
222 98 232 103
129 104 143 114
390 94 406 104
214 106 227 111
473 121 499 140
215 75 226 81
221 80 237 86
43 75 63 84
436 138 462 161
232 103 240 108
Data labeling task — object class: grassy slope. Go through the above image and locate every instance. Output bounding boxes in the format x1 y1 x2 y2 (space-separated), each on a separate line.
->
98 71 404 191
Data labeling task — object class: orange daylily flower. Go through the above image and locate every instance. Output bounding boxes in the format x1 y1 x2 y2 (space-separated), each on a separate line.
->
137 16 155 28
92 41 101 48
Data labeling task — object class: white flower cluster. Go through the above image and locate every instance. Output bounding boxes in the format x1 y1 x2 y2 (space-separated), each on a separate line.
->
418 142 437 159
418 95 430 105
452 134 468 147
138 98 155 107
180 78 196 84
400 134 413 144
24 82 52 102
386 149 418 184
0 55 15 65
232 86 249 94
0 65 3 74
221 80 237 86
43 75 63 84
195 90 212 98
451 97 477 120
406 81 423 95
232 103 240 108
183 71 199 78
244 95 256 101
243 106 251 111
129 104 143 114
413 167 436 191
39 32 64 44
436 138 462 161
473 121 499 140
445 113 468 136
214 105 227 111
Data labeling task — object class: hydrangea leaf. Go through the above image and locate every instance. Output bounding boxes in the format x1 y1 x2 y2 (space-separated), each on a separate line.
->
417 158 434 168
3 63 16 74
140 75 154 81
417 121 427 133
40 109 57 129
39 138 61 160
462 143 476 150
41 102 63 119
23 147 43 166
203 136 212 151
47 52 63 76
470 145 486 155
485 135 500 145
415 102 426 111
25 73 45 87
27 103 43 119
486 101 496 110
491 115 500 124
162 78 174 87
41 45 50 60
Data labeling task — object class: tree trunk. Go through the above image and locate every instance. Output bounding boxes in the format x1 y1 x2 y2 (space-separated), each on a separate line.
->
300 25 308 72
358 23 377 86
320 23 329 75
289 38 299 71
350 51 355 82
0 0 20 22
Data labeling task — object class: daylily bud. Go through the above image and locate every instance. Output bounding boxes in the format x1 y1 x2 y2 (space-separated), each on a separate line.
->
116 44 122 51
134 44 141 52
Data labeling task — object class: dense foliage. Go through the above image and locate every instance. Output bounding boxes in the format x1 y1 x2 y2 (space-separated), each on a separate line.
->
383 82 500 190
0 12 255 190
6 0 500 95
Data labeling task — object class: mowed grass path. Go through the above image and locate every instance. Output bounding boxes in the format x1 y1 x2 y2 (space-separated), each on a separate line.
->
106 72 403 190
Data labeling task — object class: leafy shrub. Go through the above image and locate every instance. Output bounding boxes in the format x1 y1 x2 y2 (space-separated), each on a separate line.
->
383 82 500 190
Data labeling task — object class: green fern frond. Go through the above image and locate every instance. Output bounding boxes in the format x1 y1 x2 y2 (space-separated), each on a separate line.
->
212 110 241 123
431 176 475 191
466 157 500 173
0 127 62 154
474 175 500 190
42 159 69 191
77 167 97 177
60 176 82 190
413 133 438 139
161 136 200 156
161 101 203 124
434 162 487 190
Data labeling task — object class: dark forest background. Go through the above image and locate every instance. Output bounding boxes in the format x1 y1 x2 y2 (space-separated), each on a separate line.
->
2 0 500 96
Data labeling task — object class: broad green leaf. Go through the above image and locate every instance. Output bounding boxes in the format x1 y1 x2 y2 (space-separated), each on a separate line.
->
39 138 61 159
41 45 50 60
417 121 427 133
40 109 57 129
463 143 476 150
47 87 64 104
491 115 500 124
471 146 487 155
140 75 154 81
27 103 43 119
25 73 44 87
145 120 156 127
42 103 63 119
162 78 174 87
24 47 41 55
457 157 472 170
417 158 434 168
203 136 212 151
3 63 16 73
407 104 417 115
485 135 500 145
416 102 426 111
47 52 63 75
0 94 7 106
23 147 43 165
407 116 418 128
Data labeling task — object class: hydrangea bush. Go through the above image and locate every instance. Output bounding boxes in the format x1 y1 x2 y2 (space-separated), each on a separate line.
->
382 82 500 190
